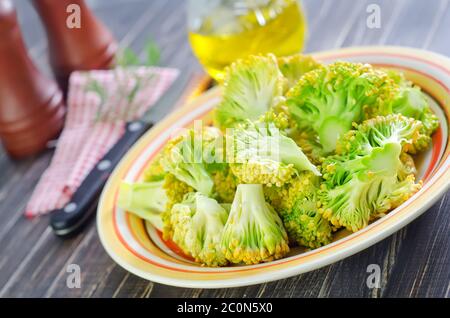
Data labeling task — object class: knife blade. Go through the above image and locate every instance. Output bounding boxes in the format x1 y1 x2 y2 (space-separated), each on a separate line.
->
49 72 196 237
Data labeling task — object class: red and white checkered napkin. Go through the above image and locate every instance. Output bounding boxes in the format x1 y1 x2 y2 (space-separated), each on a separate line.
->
25 66 179 217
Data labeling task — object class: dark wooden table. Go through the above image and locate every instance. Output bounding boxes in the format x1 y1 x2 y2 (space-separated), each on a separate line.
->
0 0 449 298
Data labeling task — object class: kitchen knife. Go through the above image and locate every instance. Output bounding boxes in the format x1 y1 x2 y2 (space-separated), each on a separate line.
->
49 72 198 237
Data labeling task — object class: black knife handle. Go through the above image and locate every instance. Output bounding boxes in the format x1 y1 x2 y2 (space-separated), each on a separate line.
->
50 120 153 237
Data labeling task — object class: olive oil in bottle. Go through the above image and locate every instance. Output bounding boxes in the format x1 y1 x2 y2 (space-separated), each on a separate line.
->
188 0 307 82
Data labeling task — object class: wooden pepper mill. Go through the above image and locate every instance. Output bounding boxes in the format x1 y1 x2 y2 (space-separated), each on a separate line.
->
33 0 117 93
0 0 65 158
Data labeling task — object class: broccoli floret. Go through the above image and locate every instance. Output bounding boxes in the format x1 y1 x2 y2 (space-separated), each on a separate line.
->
161 128 216 196
231 161 297 188
385 70 439 135
170 192 229 267
318 115 424 232
211 166 238 203
214 54 285 129
258 107 292 132
160 127 230 238
142 153 166 182
263 172 317 211
283 198 332 249
286 62 398 153
277 54 322 90
399 152 417 179
118 180 166 231
319 146 422 232
336 114 431 155
264 172 332 249
289 128 325 165
259 107 325 164
163 173 193 210
162 173 194 239
221 184 290 264
198 126 226 169
228 122 320 187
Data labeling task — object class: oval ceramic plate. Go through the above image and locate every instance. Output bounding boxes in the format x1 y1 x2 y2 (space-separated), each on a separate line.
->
97 46 450 288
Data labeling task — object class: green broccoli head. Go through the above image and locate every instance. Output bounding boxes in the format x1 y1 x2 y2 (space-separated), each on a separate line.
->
198 126 226 169
118 180 167 232
289 127 325 165
221 184 290 264
399 152 417 180
264 172 332 249
214 54 285 129
257 106 293 132
211 165 238 203
277 54 322 90
142 153 166 182
386 70 439 136
161 173 194 239
282 197 332 249
170 192 229 267
161 128 219 196
286 62 398 153
319 137 422 232
228 121 320 187
336 114 431 155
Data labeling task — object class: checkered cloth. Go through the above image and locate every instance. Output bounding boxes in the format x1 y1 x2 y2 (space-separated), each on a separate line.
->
25 67 179 217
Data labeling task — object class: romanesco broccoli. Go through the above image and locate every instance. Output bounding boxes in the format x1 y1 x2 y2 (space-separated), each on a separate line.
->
277 54 321 90
228 121 320 187
221 184 290 264
118 180 167 231
289 128 325 165
385 70 439 136
142 153 166 182
282 198 332 249
161 128 217 196
215 54 285 129
258 107 292 132
318 115 424 232
170 192 229 266
286 62 398 153
264 172 332 249
162 173 194 239
211 166 238 203
336 114 431 155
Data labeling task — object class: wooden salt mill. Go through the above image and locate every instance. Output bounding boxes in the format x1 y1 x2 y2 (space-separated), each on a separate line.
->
0 0 65 158
33 0 117 93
